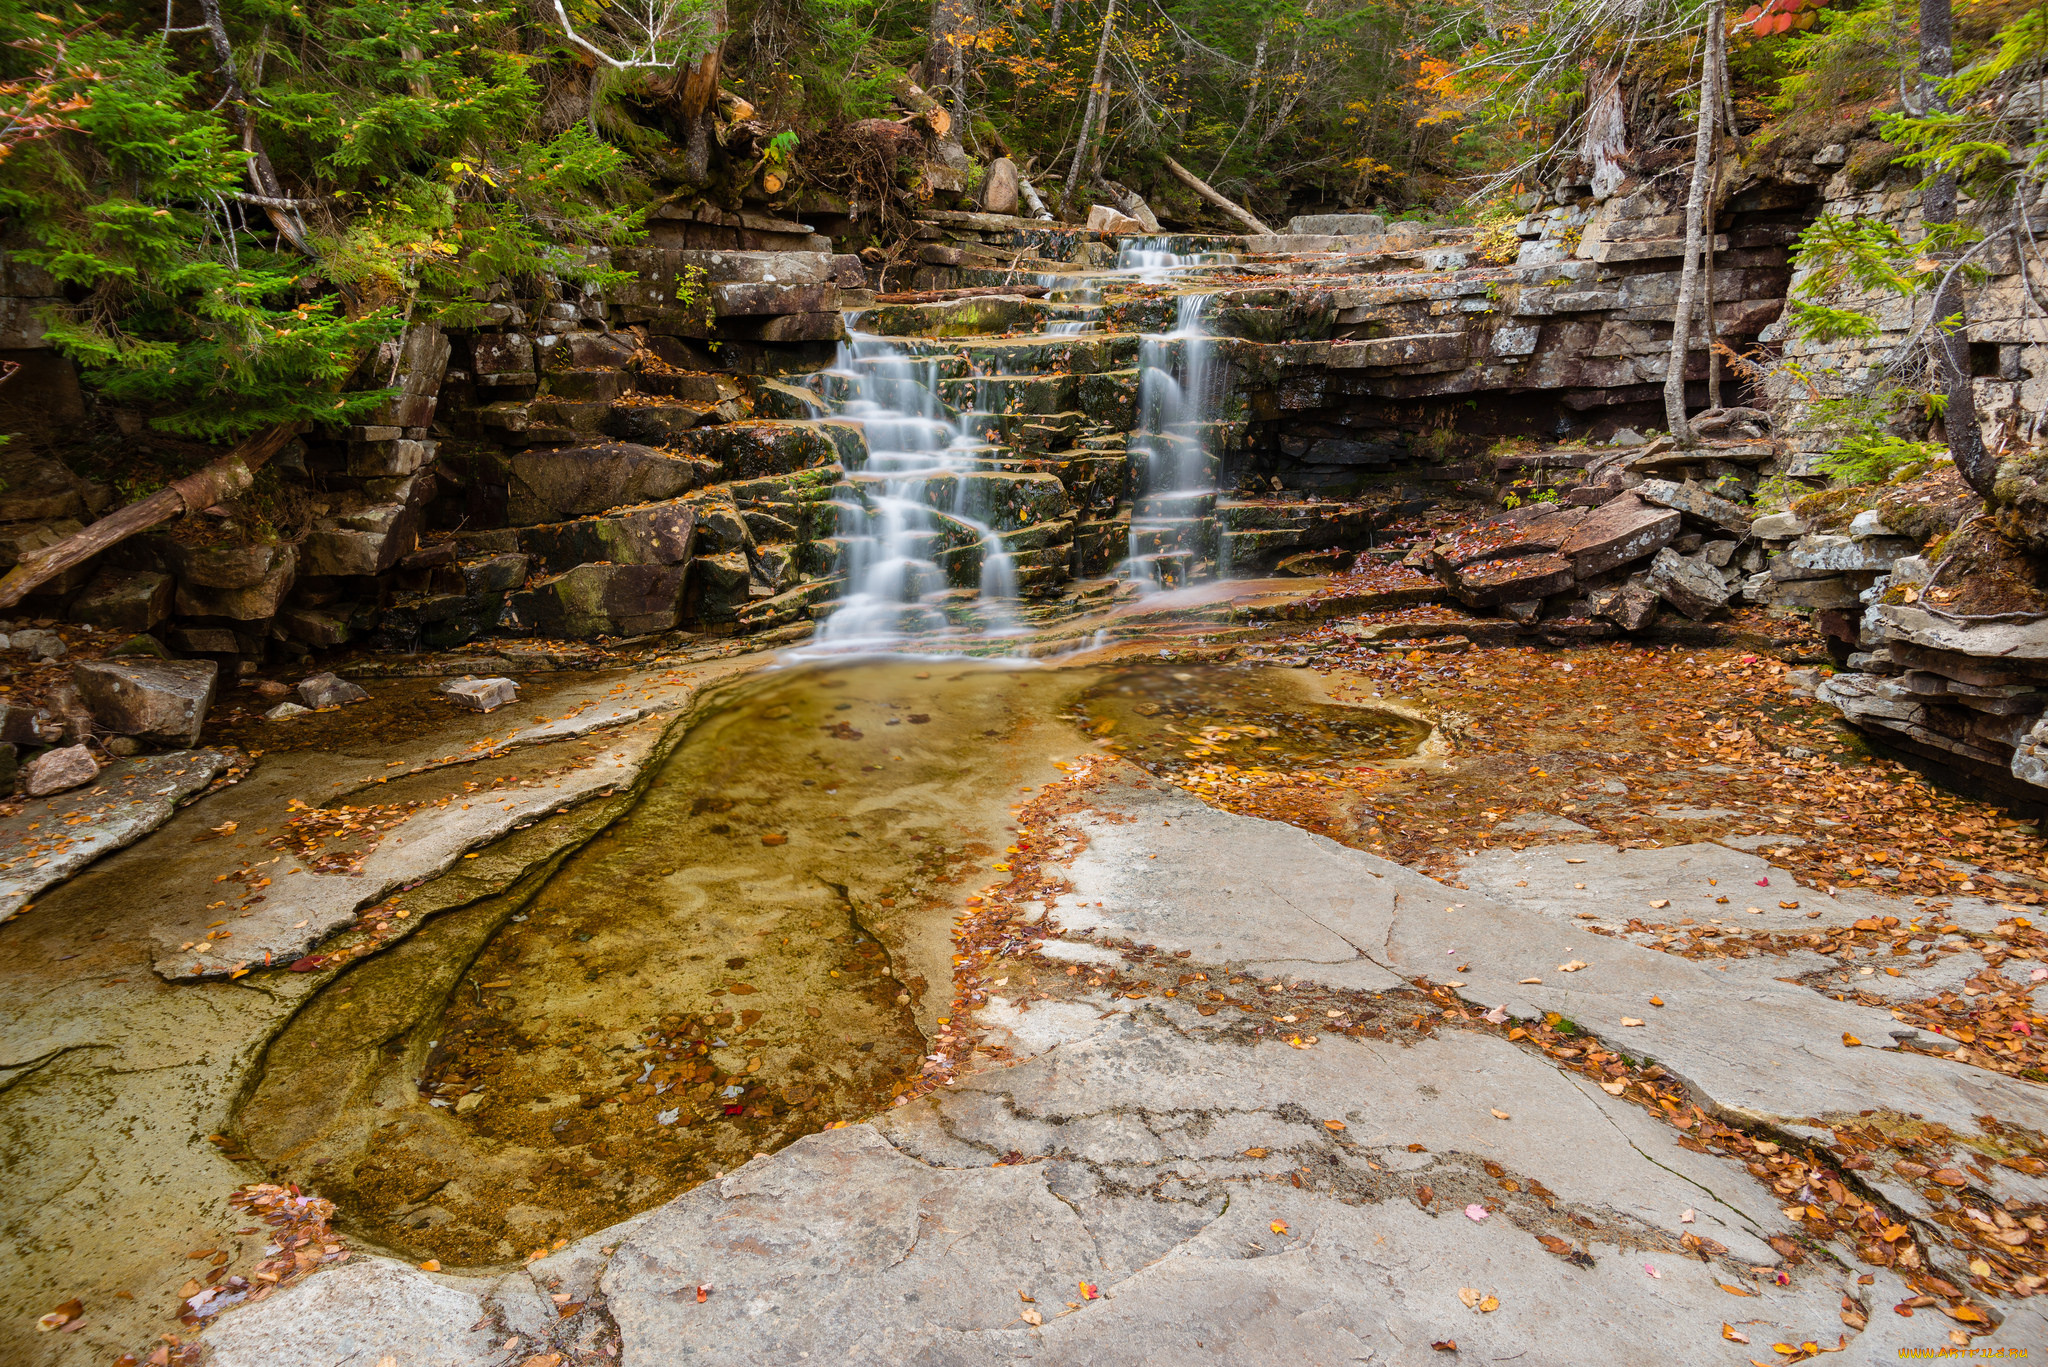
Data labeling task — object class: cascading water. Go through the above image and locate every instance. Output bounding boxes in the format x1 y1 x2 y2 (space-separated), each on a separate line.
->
805 330 1021 648
1123 291 1220 588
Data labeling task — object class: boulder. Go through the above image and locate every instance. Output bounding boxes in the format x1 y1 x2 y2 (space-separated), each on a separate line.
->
439 677 519 712
517 503 698 574
1644 547 1731 620
981 158 1021 216
507 443 713 525
301 475 435 577
1635 478 1752 536
1557 492 1679 576
175 545 297 620
166 540 294 590
23 744 97 797
1587 583 1660 632
1750 511 1807 539
1452 553 1576 607
1085 205 1145 233
1770 534 1918 578
71 658 219 748
276 605 356 649
471 331 536 385
511 562 689 638
298 672 370 709
0 455 87 521
688 552 753 624
7 627 66 660
265 701 309 721
70 568 172 634
461 554 532 595
677 422 849 482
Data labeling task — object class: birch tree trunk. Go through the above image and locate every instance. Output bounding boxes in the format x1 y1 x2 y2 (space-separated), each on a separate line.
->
1063 0 1118 211
1663 0 1723 447
1918 0 1994 498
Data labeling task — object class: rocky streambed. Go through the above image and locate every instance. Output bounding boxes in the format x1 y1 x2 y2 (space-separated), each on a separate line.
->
7 606 2048 1367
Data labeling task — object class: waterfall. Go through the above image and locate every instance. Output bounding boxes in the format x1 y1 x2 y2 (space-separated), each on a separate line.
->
805 330 1022 649
1123 291 1219 589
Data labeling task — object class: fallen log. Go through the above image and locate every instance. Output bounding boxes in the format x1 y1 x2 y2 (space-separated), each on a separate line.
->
1160 155 1272 235
0 422 301 609
873 285 1052 304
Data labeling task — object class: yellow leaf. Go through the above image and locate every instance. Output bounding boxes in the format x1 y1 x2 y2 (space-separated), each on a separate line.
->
1479 1295 1499 1313
1271 1220 1289 1235
1723 1324 1750 1343
1491 1109 1511 1120
1842 1034 1862 1047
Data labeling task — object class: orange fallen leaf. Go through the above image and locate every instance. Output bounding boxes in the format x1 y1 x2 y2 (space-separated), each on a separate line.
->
760 833 788 846
1723 1324 1750 1343
1491 1109 1511 1119
1324 1119 1346 1131
1271 1220 1289 1235
1842 1034 1862 1047
1079 1281 1099 1300
1649 996 1665 1007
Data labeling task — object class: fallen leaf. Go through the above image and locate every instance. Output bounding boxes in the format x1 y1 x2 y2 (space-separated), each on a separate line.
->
1324 1119 1346 1132
1465 1204 1489 1221
1600 1080 1628 1094
1491 1109 1510 1120
1484 1005 1510 1023
1479 1296 1499 1313
1271 1220 1290 1235
1243 1148 1269 1158
418 1260 440 1272
1020 1308 1042 1326
1681 1208 1696 1223
1929 1169 1967 1186
1644 1263 1662 1279
1724 1324 1750 1344
760 833 787 846
1650 899 1670 909
1649 996 1664 1006
695 1284 711 1303
1431 1342 1457 1353
1458 1287 1482 1309
1559 960 1587 972
1417 1184 1435 1205
1518 977 1542 985
1538 1234 1574 1256
1719 1282 1757 1296
1079 1281 1099 1301
1842 1034 1862 1047
1779 901 1800 910
1621 1017 1645 1027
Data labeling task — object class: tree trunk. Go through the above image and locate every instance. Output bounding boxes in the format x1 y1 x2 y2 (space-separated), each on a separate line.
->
1663 0 1723 448
1018 171 1051 218
1918 0 1994 498
1063 0 1118 209
0 424 301 609
1704 19 1725 410
1092 174 1160 231
1161 154 1272 234
198 0 313 258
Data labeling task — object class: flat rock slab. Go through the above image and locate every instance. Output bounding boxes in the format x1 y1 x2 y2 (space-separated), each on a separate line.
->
0 750 228 922
203 1257 505 1367
151 719 668 981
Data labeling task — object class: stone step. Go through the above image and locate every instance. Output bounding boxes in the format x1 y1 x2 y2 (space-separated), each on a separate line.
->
676 420 864 480
839 469 1072 532
516 502 698 575
1130 517 1216 557
605 399 728 445
1125 550 1196 589
851 295 1053 338
938 373 1078 413
1134 490 1218 520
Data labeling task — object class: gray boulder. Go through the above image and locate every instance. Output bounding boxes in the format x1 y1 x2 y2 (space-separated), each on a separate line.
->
506 442 712 525
439 677 519 713
1644 546 1731 620
70 568 173 634
23 744 98 797
71 658 219 748
510 562 689 638
1284 213 1388 236
298 672 370 709
7 628 66 660
981 157 1020 216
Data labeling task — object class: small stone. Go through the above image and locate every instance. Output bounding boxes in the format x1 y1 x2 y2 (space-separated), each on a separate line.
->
298 672 370 709
265 701 311 721
1607 428 1646 447
439 677 519 713
8 628 66 660
1644 546 1732 620
254 680 292 701
104 736 142 757
72 658 219 748
24 744 98 797
1847 509 1896 539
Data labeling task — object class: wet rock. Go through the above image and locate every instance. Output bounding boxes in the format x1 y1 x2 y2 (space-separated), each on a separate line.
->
1556 491 1679 576
265 701 309 721
1771 533 1918 578
201 1256 505 1367
511 562 689 638
1848 508 1895 538
678 421 850 481
507 442 713 524
7 627 66 660
1285 213 1387 235
69 567 173 634
41 679 95 742
298 672 370 709
1644 546 1730 620
516 503 697 573
72 658 219 748
277 604 356 649
439 677 518 712
0 702 61 746
24 744 97 797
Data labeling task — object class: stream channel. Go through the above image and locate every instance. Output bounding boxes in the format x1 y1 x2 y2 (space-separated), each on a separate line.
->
235 656 1428 1267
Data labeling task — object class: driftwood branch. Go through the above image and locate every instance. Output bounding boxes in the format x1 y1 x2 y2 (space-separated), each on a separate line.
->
1160 154 1271 234
0 423 301 609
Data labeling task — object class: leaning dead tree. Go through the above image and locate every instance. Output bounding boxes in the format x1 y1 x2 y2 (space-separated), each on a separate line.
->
549 0 728 180
1161 155 1271 234
0 424 300 609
